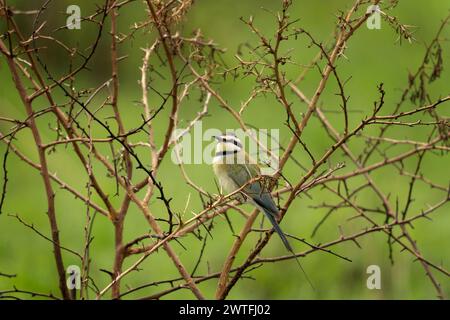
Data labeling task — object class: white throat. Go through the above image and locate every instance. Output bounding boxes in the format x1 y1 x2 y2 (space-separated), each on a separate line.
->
213 141 243 164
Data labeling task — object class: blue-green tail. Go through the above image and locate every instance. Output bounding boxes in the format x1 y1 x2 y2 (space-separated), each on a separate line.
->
261 208 315 291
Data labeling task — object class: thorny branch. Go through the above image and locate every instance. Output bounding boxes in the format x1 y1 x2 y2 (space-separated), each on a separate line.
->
0 0 448 300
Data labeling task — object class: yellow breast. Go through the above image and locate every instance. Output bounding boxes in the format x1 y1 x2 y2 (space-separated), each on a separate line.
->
213 163 239 194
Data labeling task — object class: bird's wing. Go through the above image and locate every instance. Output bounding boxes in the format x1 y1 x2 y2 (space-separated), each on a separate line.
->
227 162 279 217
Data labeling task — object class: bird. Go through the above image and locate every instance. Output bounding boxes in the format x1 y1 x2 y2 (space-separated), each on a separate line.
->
212 133 314 288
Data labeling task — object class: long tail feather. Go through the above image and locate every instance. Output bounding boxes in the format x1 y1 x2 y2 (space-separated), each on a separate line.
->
263 210 315 291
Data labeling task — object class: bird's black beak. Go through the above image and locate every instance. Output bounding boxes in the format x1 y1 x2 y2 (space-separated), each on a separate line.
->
212 135 220 141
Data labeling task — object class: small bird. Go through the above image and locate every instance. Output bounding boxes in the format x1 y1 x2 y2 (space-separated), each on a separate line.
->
212 133 313 288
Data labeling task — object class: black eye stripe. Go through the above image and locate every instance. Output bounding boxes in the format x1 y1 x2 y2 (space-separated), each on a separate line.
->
220 137 242 148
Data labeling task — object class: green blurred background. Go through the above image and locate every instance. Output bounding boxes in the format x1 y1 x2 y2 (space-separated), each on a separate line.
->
0 0 449 299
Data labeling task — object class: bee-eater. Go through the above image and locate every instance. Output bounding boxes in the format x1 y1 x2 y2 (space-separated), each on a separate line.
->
212 133 313 288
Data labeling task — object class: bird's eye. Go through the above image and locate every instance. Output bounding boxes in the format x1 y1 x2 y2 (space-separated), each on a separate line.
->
233 140 238 146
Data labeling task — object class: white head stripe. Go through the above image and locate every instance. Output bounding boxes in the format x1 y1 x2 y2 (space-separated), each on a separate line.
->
219 135 242 147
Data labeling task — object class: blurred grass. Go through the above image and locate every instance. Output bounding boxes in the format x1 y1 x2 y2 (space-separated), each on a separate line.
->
0 0 449 299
